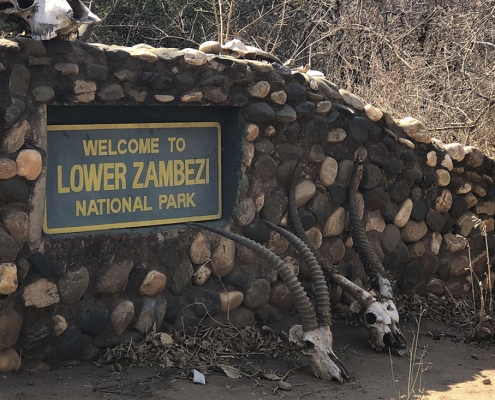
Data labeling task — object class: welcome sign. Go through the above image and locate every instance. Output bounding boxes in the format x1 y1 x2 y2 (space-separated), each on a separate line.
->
44 122 221 234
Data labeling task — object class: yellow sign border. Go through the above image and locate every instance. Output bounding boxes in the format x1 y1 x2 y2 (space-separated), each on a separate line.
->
43 122 222 234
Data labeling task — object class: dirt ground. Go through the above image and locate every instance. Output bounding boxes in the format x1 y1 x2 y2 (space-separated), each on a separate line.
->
2 318 494 400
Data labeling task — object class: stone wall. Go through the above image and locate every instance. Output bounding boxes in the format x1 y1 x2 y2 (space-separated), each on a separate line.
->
1 37 495 372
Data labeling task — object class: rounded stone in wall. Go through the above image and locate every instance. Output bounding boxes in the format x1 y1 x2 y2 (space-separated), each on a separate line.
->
368 143 389 167
270 283 294 309
364 187 388 211
244 279 271 310
233 198 256 227
305 115 328 143
380 224 401 254
411 198 427 222
210 236 235 277
348 116 368 142
400 220 428 243
0 263 18 295
389 179 410 203
295 101 316 116
277 143 304 161
3 211 28 243
320 238 345 264
140 270 167 296
261 187 288 224
295 180 316 207
227 308 256 328
52 315 68 338
307 191 332 223
426 208 446 232
451 256 469 277
186 287 221 317
28 251 51 278
0 347 21 372
242 217 270 243
427 279 444 295
243 102 275 123
55 326 83 361
80 306 109 336
190 232 211 264
58 267 89 304
306 226 322 249
192 264 211 286
285 83 307 101
393 199 413 228
464 146 484 168
419 251 439 276
220 291 244 313
435 190 452 213
444 143 465 162
320 157 338 187
322 207 345 237
0 179 30 204
254 153 278 179
0 158 17 179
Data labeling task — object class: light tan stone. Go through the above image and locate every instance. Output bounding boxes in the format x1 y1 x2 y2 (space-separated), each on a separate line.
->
97 260 134 294
430 232 442 255
210 237 235 277
266 231 289 255
199 41 222 53
245 124 260 141
426 151 437 167
139 270 167 296
111 300 135 336
183 50 207 66
456 183 472 195
435 190 452 213
264 125 276 137
0 347 20 372
255 193 265 212
443 233 467 252
320 157 338 187
435 169 451 187
339 89 364 110
181 91 203 102
444 143 465 162
192 264 211 286
365 210 385 233
472 184 487 198
284 256 300 276
306 227 323 249
128 48 159 62
190 232 211 264
398 117 431 143
220 291 244 313
295 180 316 207
155 94 174 103
2 119 30 153
483 217 495 233
464 192 478 208
456 212 477 237
322 207 345 237
248 81 270 98
23 279 59 308
327 128 347 142
16 149 42 180
401 220 428 242
451 256 469 277
317 101 332 114
476 201 495 216
440 155 453 171
74 79 97 94
0 263 17 295
394 199 413 228
0 158 17 179
55 63 79 75
399 138 415 150
270 90 287 105
243 142 255 167
52 315 68 337
464 146 484 168
129 89 147 102
427 279 444 295
409 242 425 259
364 104 383 121
74 92 95 103
3 211 29 243
270 283 294 309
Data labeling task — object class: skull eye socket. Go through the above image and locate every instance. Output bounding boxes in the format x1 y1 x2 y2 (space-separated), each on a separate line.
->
387 304 394 311
17 0 35 9
304 340 315 350
365 312 377 325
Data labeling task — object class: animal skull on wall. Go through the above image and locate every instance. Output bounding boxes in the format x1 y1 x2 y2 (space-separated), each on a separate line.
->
0 0 100 40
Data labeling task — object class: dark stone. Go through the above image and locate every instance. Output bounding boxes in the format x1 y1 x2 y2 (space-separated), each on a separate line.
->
381 200 398 223
304 115 328 143
330 144 348 161
255 139 275 155
86 64 108 80
437 258 451 281
420 170 435 187
0 179 30 203
364 187 388 211
275 161 296 187
439 213 454 235
261 187 288 224
285 83 307 101
94 330 120 349
327 110 342 128
231 93 249 107
420 252 439 276
272 63 291 76
0 230 19 262
426 209 445 232
400 149 418 162
348 116 368 142
333 103 355 117
185 287 221 318
307 191 333 223
223 269 249 290
336 160 353 185
80 306 109 336
254 154 278 179
21 320 50 356
28 251 52 278
175 73 195 92
368 143 389 167
156 236 180 269
300 211 316 231
254 306 281 325
403 163 423 183
55 326 83 361
411 198 427 222
387 158 402 174
277 143 304 161
381 225 401 254
168 257 194 295
10 64 30 97
275 104 297 123
384 241 410 278
294 101 316 116
410 186 422 202
147 72 174 90
450 194 467 217
201 75 225 86
360 163 382 189
388 179 410 203
98 84 123 101
281 122 300 141
243 102 275 123
163 296 178 325
369 125 382 142
328 184 348 206
382 136 396 152
134 297 168 333
106 49 129 62
51 258 67 276
398 261 422 293
242 217 270 243
309 145 325 162
449 176 464 192
155 49 184 64
3 97 26 125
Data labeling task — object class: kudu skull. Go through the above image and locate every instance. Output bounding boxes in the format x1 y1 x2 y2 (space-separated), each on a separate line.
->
0 0 100 40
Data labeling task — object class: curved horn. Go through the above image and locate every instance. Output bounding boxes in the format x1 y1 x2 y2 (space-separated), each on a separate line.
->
190 223 319 332
349 157 393 299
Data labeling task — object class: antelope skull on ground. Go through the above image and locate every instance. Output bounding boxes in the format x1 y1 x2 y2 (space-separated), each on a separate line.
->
0 0 100 40
190 222 349 383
